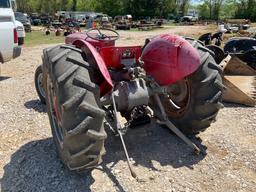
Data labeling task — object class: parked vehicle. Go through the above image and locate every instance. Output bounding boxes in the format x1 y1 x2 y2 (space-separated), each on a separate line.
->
198 32 256 106
224 37 256 70
15 20 25 45
114 15 131 30
30 13 41 26
0 0 21 63
181 15 198 22
15 12 31 32
35 28 224 175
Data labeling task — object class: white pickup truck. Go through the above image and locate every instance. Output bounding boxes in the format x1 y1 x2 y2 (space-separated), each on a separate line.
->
0 0 21 63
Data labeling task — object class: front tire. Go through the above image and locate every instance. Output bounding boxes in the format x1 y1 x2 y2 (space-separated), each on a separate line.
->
43 45 107 171
35 65 46 104
161 39 224 135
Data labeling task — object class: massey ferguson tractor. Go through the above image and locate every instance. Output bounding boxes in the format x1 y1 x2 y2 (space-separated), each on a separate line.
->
35 28 224 177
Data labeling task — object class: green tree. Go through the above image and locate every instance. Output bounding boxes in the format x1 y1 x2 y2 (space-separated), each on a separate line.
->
179 0 190 16
198 0 224 20
219 0 236 19
198 3 210 19
235 0 256 21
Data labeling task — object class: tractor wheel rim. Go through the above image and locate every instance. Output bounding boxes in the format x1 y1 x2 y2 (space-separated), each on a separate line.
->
47 77 64 144
163 78 191 118
37 72 45 98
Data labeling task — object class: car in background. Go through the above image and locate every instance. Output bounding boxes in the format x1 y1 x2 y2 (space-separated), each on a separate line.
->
30 13 41 26
15 11 31 32
114 15 131 30
181 15 198 23
0 0 21 63
15 20 25 45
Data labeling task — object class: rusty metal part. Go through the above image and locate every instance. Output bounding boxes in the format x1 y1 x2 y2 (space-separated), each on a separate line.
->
223 76 256 106
223 56 256 75
161 79 191 118
153 94 200 154
220 55 256 106
111 93 137 178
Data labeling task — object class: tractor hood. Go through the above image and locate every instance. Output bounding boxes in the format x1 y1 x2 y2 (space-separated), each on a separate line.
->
141 34 200 86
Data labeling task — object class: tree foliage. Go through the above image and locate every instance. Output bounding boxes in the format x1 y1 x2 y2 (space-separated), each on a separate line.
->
198 0 223 20
198 0 256 21
16 0 256 21
235 0 256 21
16 0 183 18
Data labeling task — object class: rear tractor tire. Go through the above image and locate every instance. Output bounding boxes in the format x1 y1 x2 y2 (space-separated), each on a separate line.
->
160 39 224 135
43 45 107 171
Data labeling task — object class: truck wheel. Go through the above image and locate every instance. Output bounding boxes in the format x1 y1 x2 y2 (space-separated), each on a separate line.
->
161 39 224 135
18 37 24 46
35 65 46 104
43 45 107 171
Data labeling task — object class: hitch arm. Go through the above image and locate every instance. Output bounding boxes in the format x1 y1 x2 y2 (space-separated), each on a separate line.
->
111 93 137 178
154 94 201 154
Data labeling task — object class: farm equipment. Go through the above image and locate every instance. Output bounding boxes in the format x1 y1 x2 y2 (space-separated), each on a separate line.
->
219 55 256 106
221 37 256 106
224 37 256 70
137 19 162 31
35 28 224 176
198 33 256 106
114 15 131 30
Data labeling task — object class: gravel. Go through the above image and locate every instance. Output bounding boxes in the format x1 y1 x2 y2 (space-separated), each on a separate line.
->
0 26 256 192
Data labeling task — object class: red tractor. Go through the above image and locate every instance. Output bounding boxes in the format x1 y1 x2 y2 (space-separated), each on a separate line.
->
35 28 223 177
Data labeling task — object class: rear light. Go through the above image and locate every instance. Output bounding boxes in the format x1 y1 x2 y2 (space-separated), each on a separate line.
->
14 28 18 44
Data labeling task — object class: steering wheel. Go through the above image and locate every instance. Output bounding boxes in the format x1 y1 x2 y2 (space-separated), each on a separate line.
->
86 28 120 41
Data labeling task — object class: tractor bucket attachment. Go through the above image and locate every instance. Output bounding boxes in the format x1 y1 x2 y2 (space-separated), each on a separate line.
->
223 76 256 106
219 55 256 106
223 56 256 75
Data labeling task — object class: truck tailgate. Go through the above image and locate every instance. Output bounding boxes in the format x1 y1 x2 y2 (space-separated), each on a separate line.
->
0 21 15 62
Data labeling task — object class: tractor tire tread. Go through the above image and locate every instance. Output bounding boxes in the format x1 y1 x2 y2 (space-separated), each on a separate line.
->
43 45 106 172
60 44 82 53
67 116 93 137
165 38 224 135
207 91 222 104
73 75 100 94
51 49 71 63
62 90 87 111
67 55 92 69
57 65 78 84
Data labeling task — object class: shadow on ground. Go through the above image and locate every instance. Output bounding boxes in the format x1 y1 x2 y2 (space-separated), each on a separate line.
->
223 102 254 108
0 138 95 192
24 99 47 113
1 122 207 192
0 76 11 81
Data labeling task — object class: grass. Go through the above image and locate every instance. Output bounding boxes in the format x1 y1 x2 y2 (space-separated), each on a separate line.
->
24 24 177 47
25 31 65 47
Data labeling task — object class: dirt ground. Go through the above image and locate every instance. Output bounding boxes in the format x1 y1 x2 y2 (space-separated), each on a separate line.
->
0 25 256 192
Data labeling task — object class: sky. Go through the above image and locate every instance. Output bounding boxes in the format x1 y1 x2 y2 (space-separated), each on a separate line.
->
191 0 202 5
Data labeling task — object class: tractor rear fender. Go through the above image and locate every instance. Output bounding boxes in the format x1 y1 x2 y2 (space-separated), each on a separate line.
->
72 39 113 95
141 34 201 86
